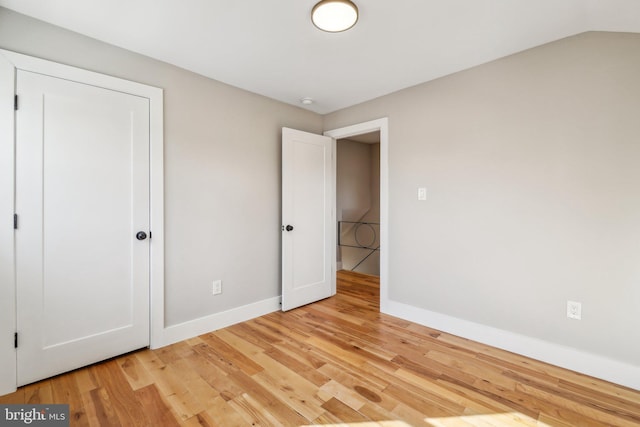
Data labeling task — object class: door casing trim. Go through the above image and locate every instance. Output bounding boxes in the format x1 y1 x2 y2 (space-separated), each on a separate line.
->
0 49 165 395
324 118 389 308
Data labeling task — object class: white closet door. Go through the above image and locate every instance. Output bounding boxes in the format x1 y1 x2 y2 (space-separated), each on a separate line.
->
15 70 150 386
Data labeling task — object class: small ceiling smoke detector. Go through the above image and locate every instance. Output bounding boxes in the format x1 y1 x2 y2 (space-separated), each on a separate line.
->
311 0 359 33
301 97 314 105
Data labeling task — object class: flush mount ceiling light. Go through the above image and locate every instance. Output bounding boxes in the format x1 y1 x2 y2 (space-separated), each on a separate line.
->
311 0 359 33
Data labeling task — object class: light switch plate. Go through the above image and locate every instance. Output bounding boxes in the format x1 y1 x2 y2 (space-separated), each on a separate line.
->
417 187 427 201
213 280 222 295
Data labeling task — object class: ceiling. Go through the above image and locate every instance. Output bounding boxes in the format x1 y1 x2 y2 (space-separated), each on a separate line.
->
1 0 639 114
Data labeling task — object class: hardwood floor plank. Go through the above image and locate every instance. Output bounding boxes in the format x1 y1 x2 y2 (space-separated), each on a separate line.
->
390 402 436 426
253 314 311 344
357 402 408 426
250 352 326 420
155 341 195 364
384 383 460 419
516 381 640 427
89 386 121 427
214 328 265 360
228 393 285 427
73 368 98 395
226 322 277 351
394 368 513 417
165 390 205 422
141 358 204 421
23 380 53 404
133 384 181 427
320 396 370 423
181 411 215 427
269 336 328 370
557 378 640 420
50 370 89 426
79 388 101 426
90 360 150 426
262 345 330 387
1 270 638 426
199 333 264 376
186 346 245 401
319 379 369 412
317 363 392 410
171 358 220 409
118 352 155 391
227 370 309 425
442 379 611 427
200 396 249 427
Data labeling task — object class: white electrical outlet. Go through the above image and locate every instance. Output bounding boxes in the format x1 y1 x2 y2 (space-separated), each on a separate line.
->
567 300 581 320
212 280 222 295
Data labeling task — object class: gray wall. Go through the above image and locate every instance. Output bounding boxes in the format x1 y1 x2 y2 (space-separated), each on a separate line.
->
0 7 323 327
337 139 373 223
325 32 640 367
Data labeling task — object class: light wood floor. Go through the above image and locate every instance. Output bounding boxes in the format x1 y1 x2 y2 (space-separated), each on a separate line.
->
2 270 639 426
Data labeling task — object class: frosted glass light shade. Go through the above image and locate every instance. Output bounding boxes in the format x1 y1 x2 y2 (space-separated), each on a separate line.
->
312 0 359 32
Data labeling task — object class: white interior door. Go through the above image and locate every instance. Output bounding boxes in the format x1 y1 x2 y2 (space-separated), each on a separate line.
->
15 70 150 386
281 128 335 311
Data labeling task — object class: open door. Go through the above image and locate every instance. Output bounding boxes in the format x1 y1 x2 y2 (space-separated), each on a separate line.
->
281 128 335 311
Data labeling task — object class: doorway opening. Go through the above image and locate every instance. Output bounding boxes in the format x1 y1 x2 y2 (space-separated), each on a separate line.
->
324 117 388 309
336 131 381 277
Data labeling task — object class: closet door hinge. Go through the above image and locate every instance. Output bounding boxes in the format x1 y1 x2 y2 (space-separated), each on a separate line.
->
14 214 18 230
14 95 18 111
14 333 18 349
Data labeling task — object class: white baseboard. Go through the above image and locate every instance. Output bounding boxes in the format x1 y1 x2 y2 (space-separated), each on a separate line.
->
159 296 281 347
383 299 640 391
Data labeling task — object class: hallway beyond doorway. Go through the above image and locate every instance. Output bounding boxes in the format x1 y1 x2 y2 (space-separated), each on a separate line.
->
336 133 381 276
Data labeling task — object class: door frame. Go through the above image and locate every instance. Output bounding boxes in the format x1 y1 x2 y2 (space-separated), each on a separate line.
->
0 49 165 395
324 118 389 309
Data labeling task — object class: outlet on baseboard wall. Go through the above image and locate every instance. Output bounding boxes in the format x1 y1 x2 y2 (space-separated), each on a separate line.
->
567 300 582 320
212 280 222 295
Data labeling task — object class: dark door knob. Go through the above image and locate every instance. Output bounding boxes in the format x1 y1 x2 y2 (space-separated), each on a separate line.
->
285 225 294 232
136 231 147 240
